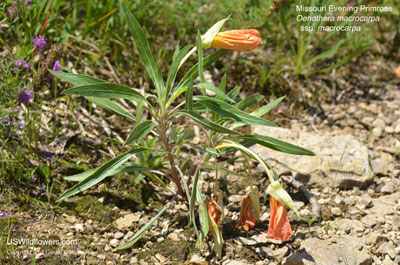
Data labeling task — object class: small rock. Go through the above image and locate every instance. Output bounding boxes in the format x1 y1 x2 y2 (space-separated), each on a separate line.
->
331 207 341 216
106 261 113 265
130 257 138 264
114 232 124 239
382 255 394 265
256 246 289 259
125 231 134 240
115 213 140 230
393 215 400 230
394 256 400 264
74 224 84 233
97 254 106 260
381 181 395 194
284 252 316 265
168 232 180 242
98 197 104 203
109 239 119 248
104 245 111 251
64 214 78 224
190 254 206 262
358 194 373 210
372 127 383 138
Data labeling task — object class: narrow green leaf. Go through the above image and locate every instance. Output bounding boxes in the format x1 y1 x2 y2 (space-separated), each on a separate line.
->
185 76 193 111
178 110 241 135
86 97 136 121
57 149 141 202
236 94 264 111
227 86 241 101
114 207 166 250
175 50 228 95
189 168 200 241
196 31 205 85
194 83 235 104
64 83 146 102
122 4 164 99
136 100 143 122
64 164 156 182
236 134 316 156
187 144 220 156
49 70 107 86
196 186 208 244
125 121 156 145
231 96 286 130
194 96 277 127
166 45 192 95
250 96 285 117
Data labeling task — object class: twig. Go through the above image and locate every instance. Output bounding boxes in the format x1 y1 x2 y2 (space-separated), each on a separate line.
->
280 174 321 218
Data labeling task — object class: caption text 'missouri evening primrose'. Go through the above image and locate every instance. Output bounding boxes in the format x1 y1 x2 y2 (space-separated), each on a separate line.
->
296 5 393 13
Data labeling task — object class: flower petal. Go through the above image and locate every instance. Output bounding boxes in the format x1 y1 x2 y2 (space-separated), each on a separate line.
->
267 197 293 241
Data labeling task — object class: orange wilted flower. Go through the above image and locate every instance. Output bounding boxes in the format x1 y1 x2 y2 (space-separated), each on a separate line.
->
267 197 293 241
396 65 400 78
207 194 220 225
236 195 256 231
211 29 262 51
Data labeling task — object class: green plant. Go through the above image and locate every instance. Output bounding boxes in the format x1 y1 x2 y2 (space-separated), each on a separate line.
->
53 3 315 258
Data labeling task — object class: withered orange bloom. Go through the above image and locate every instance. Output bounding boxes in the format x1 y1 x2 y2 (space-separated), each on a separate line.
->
207 195 220 225
267 197 293 241
396 65 400 78
211 29 262 51
236 195 256 231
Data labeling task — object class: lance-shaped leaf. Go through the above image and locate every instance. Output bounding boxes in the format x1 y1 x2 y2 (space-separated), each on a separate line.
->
194 96 277 127
194 83 235 103
235 134 315 156
48 70 107 86
196 186 209 245
86 97 136 121
64 83 146 102
231 96 285 130
236 94 264 111
114 206 166 250
166 44 193 95
122 4 164 100
57 149 141 202
175 50 229 94
125 120 156 145
64 164 156 182
178 110 241 135
208 211 223 258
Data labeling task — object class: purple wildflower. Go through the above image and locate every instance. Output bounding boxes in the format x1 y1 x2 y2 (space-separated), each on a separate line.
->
17 89 33 105
52 60 61 71
32 35 46 52
14 59 30 71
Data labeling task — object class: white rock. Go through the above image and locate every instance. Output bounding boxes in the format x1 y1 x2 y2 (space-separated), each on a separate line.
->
97 254 106 260
251 126 373 189
109 239 119 248
130 257 138 264
114 232 124 239
74 224 84 233
114 213 140 230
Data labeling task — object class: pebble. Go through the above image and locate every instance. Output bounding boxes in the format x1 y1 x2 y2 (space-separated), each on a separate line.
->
97 254 106 260
331 207 341 216
114 232 124 239
109 239 119 248
372 127 382 138
74 224 84 233
130 257 138 264
168 232 180 242
381 181 395 194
